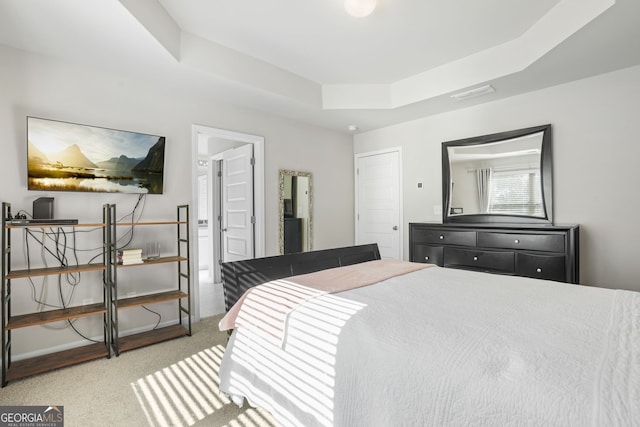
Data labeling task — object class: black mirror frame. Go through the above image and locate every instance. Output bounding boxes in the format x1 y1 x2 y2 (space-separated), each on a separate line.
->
442 124 553 224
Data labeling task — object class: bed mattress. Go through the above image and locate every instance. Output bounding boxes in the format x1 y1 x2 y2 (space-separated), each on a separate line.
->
218 264 640 426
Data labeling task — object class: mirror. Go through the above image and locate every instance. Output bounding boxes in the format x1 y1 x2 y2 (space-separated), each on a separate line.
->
279 170 312 254
442 124 552 224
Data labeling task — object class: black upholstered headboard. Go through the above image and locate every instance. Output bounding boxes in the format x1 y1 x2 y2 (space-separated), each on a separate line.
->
220 243 381 311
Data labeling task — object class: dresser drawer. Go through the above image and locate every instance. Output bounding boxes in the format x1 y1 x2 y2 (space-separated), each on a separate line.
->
477 232 565 252
444 247 515 274
412 228 476 246
412 244 443 266
516 253 566 282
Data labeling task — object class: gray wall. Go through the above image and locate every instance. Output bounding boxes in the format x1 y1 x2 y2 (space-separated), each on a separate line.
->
355 64 640 292
0 45 355 357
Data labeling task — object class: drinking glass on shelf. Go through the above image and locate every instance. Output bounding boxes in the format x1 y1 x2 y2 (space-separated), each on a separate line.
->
145 242 160 260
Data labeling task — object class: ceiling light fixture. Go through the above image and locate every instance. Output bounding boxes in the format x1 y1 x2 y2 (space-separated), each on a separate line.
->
344 0 377 18
450 85 496 101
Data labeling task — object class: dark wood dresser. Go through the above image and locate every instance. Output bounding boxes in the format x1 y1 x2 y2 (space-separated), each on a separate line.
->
409 223 579 283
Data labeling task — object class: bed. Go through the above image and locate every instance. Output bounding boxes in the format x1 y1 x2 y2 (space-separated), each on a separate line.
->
217 244 640 426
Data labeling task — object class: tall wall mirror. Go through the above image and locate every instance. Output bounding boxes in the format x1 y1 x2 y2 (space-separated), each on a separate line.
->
279 170 313 254
442 124 552 224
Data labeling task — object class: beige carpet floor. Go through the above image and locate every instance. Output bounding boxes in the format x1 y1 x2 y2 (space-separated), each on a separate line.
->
0 315 278 427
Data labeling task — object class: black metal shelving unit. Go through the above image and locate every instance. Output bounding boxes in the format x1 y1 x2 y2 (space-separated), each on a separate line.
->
108 204 191 356
2 202 110 387
1 202 191 386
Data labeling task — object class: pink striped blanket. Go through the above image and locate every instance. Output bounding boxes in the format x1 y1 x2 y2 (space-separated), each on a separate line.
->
218 259 432 342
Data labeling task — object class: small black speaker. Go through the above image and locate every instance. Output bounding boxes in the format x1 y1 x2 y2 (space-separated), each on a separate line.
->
33 197 54 219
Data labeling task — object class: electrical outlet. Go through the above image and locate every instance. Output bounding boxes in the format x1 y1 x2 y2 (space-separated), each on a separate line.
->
433 205 442 215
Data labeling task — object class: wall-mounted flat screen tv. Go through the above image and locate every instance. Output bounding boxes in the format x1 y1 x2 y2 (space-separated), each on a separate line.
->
27 117 165 194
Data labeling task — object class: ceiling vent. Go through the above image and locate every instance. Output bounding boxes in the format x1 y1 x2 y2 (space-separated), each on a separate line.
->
450 85 495 101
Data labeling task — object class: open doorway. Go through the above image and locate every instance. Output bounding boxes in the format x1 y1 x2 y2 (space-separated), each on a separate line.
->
192 125 265 320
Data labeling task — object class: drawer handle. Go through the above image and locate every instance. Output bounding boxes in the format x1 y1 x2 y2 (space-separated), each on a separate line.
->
536 268 542 273
439 235 444 240
425 256 429 261
514 239 520 244
473 256 478 261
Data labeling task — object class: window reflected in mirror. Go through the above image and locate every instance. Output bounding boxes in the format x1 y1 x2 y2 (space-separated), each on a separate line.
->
447 132 543 217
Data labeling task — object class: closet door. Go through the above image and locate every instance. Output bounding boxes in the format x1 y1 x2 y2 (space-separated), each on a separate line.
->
355 149 402 259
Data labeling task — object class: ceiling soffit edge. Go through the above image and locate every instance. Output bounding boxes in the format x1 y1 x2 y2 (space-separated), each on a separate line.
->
179 33 322 108
323 0 615 110
123 0 614 113
120 0 321 107
118 0 181 61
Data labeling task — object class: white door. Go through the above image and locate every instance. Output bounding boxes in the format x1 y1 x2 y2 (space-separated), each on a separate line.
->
356 149 402 259
211 157 222 283
222 144 254 262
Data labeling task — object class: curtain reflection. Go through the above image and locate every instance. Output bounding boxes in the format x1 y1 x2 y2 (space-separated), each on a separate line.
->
476 168 492 213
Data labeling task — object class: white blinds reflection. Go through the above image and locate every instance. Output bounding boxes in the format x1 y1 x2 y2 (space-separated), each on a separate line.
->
488 169 543 216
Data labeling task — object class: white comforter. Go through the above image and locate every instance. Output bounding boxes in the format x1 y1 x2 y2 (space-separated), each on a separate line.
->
218 266 640 427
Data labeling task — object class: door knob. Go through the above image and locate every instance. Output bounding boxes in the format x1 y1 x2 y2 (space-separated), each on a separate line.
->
392 225 398 230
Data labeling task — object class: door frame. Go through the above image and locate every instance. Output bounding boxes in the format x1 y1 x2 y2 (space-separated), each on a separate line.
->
354 147 403 259
191 125 265 321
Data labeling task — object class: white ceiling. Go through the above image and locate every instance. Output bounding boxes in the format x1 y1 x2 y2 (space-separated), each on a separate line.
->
1 0 639 133
160 0 561 85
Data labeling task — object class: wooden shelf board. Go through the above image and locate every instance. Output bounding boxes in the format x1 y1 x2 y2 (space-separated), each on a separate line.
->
6 342 109 383
117 324 189 353
6 303 107 329
5 223 106 229
117 290 188 309
116 256 186 268
7 263 105 279
116 221 187 226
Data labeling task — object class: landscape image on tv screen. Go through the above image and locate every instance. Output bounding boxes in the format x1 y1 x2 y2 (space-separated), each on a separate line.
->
27 117 165 194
